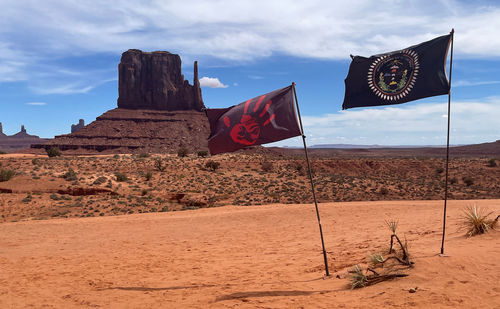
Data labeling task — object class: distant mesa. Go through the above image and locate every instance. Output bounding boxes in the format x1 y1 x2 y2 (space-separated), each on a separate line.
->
71 119 85 133
0 124 48 152
32 49 209 154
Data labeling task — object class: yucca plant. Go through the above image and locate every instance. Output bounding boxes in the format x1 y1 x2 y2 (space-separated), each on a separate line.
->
350 265 368 289
461 204 497 237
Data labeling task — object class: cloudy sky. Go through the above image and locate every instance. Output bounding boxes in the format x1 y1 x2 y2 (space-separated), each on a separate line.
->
1 0 499 146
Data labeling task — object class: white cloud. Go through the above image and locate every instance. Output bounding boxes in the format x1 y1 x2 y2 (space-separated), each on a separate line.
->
269 98 500 147
1 0 500 63
199 76 228 88
454 80 500 87
26 102 47 106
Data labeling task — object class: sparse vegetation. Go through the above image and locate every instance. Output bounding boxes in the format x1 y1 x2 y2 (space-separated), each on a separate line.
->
462 176 474 186
63 168 77 181
177 147 189 158
205 160 220 172
115 172 128 182
46 147 61 157
197 150 208 158
461 204 498 237
154 158 167 172
0 169 15 182
488 158 497 167
145 171 153 181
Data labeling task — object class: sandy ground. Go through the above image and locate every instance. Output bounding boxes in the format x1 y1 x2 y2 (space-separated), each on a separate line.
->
1 199 499 308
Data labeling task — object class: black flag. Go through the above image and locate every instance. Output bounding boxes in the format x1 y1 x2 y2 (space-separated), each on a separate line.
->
342 33 452 109
206 85 301 155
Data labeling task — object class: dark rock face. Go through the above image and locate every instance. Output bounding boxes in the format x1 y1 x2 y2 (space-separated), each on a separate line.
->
117 49 204 111
71 119 85 133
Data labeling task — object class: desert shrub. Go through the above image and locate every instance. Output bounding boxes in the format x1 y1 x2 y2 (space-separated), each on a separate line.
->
32 158 41 166
436 167 444 174
450 177 458 185
488 159 497 167
462 176 474 186
22 193 32 203
113 154 120 159
0 169 15 182
49 193 60 200
145 171 153 181
93 176 107 185
154 158 166 172
177 147 189 158
141 189 148 196
461 204 498 237
115 172 128 182
46 147 61 157
137 152 150 158
379 187 389 195
350 265 368 289
261 161 273 172
63 168 77 181
197 150 208 158
205 160 220 172
0 150 6 154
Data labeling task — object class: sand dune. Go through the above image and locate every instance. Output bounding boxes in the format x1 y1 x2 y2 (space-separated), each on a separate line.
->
1 199 499 308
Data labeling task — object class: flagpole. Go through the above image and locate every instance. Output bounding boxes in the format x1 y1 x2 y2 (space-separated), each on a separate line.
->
292 82 330 277
440 28 454 255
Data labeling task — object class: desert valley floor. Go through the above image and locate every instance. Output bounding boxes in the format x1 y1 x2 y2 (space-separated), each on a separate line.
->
0 152 499 308
1 200 499 308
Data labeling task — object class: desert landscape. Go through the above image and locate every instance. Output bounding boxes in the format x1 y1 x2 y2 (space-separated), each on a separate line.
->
1 149 499 308
1 22 499 308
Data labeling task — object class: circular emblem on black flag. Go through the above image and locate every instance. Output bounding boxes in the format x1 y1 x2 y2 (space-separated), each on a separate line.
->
367 49 419 101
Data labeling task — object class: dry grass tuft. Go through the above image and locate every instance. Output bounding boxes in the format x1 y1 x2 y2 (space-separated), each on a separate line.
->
461 204 498 237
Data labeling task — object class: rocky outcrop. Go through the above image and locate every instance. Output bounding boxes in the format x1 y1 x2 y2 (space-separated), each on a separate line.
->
71 119 85 133
32 109 209 154
31 49 209 154
117 50 204 111
0 124 49 152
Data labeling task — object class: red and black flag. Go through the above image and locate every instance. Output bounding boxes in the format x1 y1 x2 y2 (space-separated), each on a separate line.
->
342 33 452 109
206 85 302 155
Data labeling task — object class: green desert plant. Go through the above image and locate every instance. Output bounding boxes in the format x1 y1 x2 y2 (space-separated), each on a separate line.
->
197 150 208 158
115 172 128 182
488 158 497 167
350 265 368 289
177 147 189 158
0 169 15 182
154 158 166 172
46 147 61 157
461 204 498 237
205 160 220 172
63 168 77 181
145 171 153 181
369 253 385 267
386 219 398 235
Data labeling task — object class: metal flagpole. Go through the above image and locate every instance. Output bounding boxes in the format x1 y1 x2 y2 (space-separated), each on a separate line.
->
440 28 454 255
292 82 330 277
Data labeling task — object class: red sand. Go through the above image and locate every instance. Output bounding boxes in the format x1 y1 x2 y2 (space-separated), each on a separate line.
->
1 199 499 308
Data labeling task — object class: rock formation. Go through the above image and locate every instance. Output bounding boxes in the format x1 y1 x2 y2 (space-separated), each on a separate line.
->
117 50 204 111
32 50 209 154
0 124 48 152
71 119 85 133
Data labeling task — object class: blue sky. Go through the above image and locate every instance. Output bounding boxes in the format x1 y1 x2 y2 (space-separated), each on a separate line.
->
1 0 499 146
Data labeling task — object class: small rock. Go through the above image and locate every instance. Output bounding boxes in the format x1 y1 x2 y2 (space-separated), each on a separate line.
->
409 287 418 293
